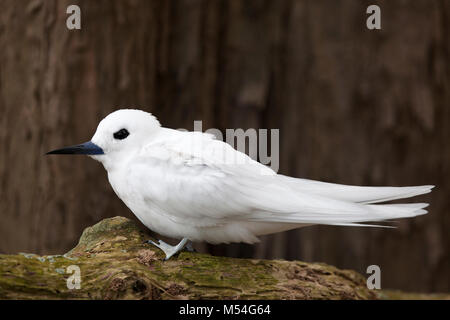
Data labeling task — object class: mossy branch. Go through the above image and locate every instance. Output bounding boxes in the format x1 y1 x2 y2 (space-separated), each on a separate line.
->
0 217 447 300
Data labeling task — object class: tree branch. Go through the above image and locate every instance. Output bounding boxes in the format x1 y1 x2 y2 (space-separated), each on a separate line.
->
0 217 447 299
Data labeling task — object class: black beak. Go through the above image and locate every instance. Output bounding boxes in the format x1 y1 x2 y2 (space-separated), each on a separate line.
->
46 141 104 155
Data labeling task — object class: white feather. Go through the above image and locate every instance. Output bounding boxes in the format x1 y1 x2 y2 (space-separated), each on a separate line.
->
279 176 433 204
89 109 434 244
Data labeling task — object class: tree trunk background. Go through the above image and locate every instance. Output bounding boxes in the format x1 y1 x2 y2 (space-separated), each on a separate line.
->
0 0 448 294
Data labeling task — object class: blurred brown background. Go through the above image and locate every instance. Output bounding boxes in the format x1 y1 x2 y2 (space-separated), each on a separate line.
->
0 0 448 293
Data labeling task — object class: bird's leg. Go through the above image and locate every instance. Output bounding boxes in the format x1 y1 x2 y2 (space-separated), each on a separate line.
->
144 238 188 260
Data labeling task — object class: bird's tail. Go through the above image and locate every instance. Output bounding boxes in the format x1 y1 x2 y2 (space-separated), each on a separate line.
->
279 175 434 204
247 178 434 228
250 201 429 227
326 202 429 227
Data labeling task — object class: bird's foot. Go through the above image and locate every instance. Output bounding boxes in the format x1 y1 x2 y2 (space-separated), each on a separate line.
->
144 238 188 260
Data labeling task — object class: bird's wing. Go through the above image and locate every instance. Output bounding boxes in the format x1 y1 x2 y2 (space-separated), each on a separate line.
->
127 131 428 229
127 131 276 226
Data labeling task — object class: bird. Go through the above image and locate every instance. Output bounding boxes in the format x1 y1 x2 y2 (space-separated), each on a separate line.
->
47 109 434 260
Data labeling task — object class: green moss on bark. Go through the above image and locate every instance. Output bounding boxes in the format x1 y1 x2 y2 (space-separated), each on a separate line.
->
0 217 447 300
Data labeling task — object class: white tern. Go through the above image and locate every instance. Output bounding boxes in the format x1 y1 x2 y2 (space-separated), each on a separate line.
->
47 109 434 260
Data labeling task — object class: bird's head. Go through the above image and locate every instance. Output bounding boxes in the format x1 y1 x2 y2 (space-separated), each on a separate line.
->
47 109 161 169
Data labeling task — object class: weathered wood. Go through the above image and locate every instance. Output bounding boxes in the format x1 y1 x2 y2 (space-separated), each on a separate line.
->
0 217 447 300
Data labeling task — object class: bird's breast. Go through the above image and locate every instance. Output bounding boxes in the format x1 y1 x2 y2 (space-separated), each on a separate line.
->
106 169 185 238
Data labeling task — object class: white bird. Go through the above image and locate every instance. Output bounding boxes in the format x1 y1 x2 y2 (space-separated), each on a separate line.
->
47 109 434 260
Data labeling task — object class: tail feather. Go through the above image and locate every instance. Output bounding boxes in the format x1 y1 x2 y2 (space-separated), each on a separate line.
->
326 223 395 228
327 203 428 228
251 202 429 225
244 175 433 228
279 176 434 204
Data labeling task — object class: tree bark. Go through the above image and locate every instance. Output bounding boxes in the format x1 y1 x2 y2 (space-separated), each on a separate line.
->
0 217 447 300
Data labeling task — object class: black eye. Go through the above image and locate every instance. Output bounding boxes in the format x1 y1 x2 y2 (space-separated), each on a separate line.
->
113 128 129 140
